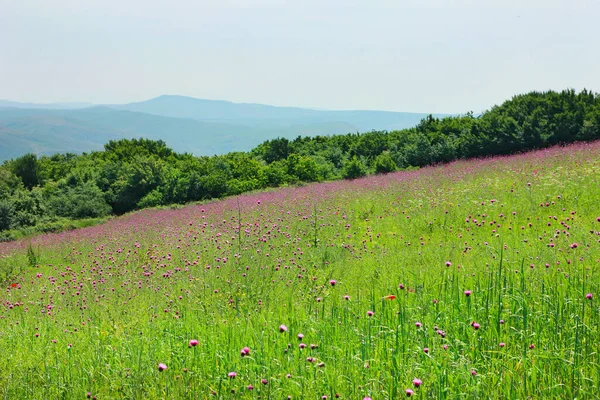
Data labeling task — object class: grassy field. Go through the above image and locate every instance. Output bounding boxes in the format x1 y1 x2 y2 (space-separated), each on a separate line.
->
1 141 599 399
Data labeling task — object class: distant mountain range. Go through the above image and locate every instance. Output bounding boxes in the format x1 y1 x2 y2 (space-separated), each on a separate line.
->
0 96 448 161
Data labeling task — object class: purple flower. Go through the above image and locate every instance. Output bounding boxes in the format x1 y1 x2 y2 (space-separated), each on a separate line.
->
586 293 593 300
228 371 237 379
188 339 199 347
241 346 250 356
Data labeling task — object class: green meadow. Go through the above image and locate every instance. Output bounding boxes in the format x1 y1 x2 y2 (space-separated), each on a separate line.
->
1 141 599 399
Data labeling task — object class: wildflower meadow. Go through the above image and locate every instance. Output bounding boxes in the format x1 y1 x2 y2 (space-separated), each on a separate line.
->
1 141 599 399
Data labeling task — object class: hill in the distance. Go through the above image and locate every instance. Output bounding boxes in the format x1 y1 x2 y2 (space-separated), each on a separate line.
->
0 96 447 161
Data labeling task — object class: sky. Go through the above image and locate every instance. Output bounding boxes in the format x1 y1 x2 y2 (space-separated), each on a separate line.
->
0 0 597 113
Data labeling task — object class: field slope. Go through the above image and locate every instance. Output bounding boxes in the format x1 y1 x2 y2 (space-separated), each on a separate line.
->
1 142 599 399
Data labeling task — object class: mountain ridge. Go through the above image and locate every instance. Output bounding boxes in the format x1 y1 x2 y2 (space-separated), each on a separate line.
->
0 96 448 161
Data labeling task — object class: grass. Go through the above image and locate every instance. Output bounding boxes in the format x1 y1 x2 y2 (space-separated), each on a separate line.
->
0 141 599 399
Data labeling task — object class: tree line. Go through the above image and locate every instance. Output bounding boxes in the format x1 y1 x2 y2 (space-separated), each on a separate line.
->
1 89 599 240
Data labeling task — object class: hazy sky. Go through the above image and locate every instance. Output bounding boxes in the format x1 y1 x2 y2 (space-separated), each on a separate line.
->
0 0 597 113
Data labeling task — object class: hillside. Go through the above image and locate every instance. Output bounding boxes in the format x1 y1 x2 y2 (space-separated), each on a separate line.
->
0 97 443 161
0 141 598 398
0 89 598 241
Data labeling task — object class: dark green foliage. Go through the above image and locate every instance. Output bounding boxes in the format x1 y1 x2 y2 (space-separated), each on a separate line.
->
10 153 40 189
342 157 367 179
0 199 15 231
374 152 397 174
45 181 111 219
1 89 599 238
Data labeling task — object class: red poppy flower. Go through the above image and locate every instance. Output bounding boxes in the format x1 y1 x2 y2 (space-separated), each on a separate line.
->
383 295 396 300
11 283 17 288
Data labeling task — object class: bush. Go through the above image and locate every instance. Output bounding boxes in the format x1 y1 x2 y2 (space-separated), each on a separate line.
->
374 152 397 174
342 157 367 180
46 182 112 219
0 199 15 231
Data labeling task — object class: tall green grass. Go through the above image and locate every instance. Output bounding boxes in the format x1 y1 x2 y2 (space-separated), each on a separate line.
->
0 143 599 399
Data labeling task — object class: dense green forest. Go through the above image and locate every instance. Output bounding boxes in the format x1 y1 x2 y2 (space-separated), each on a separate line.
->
1 89 599 241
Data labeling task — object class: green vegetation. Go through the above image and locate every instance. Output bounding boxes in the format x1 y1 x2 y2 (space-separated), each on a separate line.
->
1 89 599 240
0 140 599 398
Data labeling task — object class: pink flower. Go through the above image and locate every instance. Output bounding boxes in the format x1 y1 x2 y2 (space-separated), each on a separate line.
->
344 295 350 300
158 363 167 372
412 378 422 387
228 371 237 379
299 343 306 349
297 333 304 340
241 347 250 356
423 347 429 354
406 389 414 396
189 339 199 347
330 280 337 286
279 324 288 332
367 310 374 317
261 379 268 385
464 290 472 297
586 293 593 300
499 342 505 348
415 322 422 328
247 385 254 390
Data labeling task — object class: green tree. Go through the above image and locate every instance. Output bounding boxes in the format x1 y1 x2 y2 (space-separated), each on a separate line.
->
11 153 40 189
342 156 367 179
374 152 397 174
